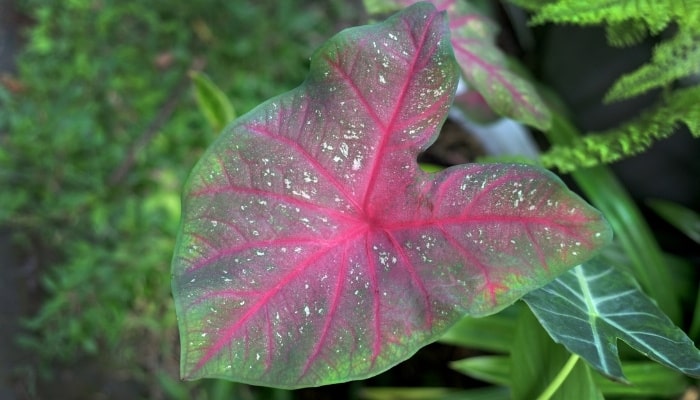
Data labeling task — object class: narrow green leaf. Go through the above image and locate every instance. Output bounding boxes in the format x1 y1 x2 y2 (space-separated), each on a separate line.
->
511 307 603 400
524 260 700 382
647 198 700 243
438 305 518 353
190 71 236 133
692 290 700 342
359 386 510 400
594 361 688 398
450 355 510 386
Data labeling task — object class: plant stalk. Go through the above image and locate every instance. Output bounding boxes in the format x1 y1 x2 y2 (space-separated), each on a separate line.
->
535 354 580 400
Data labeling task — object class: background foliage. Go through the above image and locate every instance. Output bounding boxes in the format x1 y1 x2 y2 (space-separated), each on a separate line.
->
0 0 359 397
0 0 698 399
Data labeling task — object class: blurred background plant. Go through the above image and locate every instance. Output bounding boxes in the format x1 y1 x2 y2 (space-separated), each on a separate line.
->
1 0 698 399
0 0 360 398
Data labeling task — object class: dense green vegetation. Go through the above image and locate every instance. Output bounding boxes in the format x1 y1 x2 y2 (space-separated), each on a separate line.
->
1 0 697 398
0 1 357 397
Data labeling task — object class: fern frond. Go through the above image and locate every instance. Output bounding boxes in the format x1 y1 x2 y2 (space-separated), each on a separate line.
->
605 29 700 102
605 19 649 47
505 0 556 11
541 86 700 172
530 0 700 34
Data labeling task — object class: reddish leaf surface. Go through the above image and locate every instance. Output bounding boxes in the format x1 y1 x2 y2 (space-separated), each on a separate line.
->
365 0 552 129
172 3 610 388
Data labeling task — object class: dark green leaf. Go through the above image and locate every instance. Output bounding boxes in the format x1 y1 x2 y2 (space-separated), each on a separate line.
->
524 260 700 382
438 306 518 353
647 198 700 243
511 307 603 400
450 355 510 386
359 386 510 400
594 361 688 398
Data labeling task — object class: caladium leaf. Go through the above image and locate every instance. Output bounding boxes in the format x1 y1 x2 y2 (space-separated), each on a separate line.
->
524 260 700 382
364 0 552 130
172 3 610 388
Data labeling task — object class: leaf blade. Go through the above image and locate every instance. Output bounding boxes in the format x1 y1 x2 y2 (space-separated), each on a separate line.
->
364 0 552 129
172 4 611 388
190 71 236 133
524 260 700 382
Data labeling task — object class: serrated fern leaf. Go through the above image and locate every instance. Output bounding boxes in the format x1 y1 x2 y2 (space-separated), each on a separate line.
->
530 0 698 34
605 19 649 47
605 29 700 102
541 86 700 172
505 0 557 11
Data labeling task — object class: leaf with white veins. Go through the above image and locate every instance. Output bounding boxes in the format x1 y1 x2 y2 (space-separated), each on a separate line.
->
524 260 700 382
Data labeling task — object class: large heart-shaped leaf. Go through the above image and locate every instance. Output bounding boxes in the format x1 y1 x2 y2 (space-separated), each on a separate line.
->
364 0 552 129
524 260 700 382
172 3 610 388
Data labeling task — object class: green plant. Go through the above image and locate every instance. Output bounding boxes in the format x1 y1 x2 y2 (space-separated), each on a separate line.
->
0 0 357 397
171 1 699 398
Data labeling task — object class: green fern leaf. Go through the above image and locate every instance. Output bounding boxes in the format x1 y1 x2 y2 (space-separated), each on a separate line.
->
605 19 649 47
605 29 700 102
541 86 700 172
530 0 698 34
505 0 556 11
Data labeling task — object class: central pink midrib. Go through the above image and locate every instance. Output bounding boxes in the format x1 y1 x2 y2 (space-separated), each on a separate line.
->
360 11 439 217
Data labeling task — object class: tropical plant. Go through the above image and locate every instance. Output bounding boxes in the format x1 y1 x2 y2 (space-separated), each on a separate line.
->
171 1 700 398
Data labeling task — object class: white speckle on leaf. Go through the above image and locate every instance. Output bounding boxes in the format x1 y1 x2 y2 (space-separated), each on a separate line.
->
340 142 349 158
379 74 386 84
303 171 318 183
292 190 311 199
304 306 310 316
352 157 362 171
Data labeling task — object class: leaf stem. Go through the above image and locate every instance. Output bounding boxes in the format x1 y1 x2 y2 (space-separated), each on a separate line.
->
535 354 580 400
